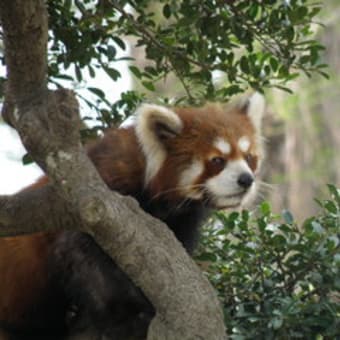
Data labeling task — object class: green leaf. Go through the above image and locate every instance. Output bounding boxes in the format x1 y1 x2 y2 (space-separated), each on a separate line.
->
269 57 279 72
239 56 250 74
22 153 34 165
88 65 95 78
163 4 171 19
222 84 242 96
282 210 294 224
52 74 74 81
106 45 117 60
274 85 293 94
141 81 155 91
260 202 271 216
196 252 217 262
241 210 249 222
75 65 82 82
112 36 126 50
327 184 340 201
324 200 337 214
129 66 142 79
317 70 330 79
102 66 121 81
272 234 287 246
88 87 106 99
229 211 240 221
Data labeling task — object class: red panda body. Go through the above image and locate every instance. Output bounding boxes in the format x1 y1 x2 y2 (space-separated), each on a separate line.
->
0 93 265 339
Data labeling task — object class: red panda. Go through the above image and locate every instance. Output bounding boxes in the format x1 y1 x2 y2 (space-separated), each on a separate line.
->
0 92 265 339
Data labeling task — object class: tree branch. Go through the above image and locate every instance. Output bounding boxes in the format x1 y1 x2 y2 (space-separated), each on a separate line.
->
0 0 48 126
0 183 83 237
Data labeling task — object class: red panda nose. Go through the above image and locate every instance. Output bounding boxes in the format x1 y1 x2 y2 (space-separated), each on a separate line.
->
237 172 254 189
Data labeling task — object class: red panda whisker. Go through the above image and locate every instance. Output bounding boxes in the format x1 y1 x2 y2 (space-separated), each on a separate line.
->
257 181 276 195
150 183 205 201
173 196 195 213
202 196 211 208
258 180 275 189
255 191 267 201
159 197 190 217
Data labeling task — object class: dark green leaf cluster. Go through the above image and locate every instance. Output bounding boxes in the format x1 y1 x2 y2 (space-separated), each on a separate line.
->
0 1 326 124
196 185 339 339
36 0 326 126
47 0 137 127
48 0 128 82
114 0 326 100
80 90 144 138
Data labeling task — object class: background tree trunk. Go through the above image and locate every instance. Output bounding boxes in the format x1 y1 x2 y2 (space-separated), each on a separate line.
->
264 2 340 221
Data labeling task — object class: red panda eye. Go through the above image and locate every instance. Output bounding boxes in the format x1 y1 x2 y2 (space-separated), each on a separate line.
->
210 157 226 168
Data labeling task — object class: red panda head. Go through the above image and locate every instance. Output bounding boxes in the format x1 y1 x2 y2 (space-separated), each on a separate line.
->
135 93 265 209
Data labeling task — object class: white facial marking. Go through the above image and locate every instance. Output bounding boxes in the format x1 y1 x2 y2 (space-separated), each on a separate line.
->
214 138 231 155
238 136 250 153
179 160 204 199
205 159 254 208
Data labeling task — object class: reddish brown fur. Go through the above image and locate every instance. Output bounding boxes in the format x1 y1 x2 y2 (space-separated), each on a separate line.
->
0 232 55 326
21 176 49 192
87 127 145 194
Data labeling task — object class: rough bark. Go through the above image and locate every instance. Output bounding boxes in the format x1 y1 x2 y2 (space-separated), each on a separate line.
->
0 184 76 236
0 1 226 339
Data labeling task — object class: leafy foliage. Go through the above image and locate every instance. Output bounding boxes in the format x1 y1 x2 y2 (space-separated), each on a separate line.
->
1 0 325 128
196 185 340 339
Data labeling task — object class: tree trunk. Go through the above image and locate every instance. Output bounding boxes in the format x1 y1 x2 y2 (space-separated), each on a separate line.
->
0 1 226 339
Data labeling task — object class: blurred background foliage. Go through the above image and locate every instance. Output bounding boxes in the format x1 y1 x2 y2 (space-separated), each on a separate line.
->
2 0 327 126
263 0 340 221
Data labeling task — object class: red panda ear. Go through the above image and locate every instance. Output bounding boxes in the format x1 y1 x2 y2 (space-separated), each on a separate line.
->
135 104 183 184
238 92 265 131
135 103 183 142
154 120 180 140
